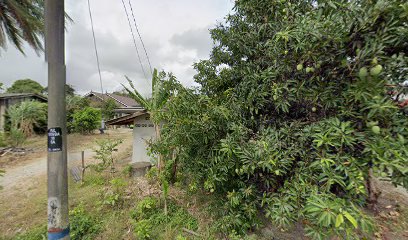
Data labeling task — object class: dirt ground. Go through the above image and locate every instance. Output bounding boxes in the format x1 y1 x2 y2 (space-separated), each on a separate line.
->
0 128 133 237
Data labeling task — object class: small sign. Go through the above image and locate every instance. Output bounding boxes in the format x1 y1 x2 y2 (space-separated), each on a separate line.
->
48 128 62 152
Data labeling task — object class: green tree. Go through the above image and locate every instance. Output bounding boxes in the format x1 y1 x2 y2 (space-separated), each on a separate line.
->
66 95 90 133
44 84 76 96
0 0 43 54
123 68 177 170
153 0 408 239
6 79 44 94
72 107 101 134
101 98 117 120
7 100 47 137
0 0 71 54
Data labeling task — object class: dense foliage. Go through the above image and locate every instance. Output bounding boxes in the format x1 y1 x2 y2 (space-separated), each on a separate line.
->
7 100 47 136
6 79 44 94
152 0 408 238
72 107 101 134
66 95 90 132
45 84 76 96
0 0 43 54
100 98 117 120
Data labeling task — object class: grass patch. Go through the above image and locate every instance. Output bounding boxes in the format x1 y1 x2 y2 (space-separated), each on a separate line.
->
130 197 198 239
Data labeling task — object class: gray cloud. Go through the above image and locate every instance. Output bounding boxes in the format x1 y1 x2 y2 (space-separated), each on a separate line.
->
0 0 234 96
170 27 213 58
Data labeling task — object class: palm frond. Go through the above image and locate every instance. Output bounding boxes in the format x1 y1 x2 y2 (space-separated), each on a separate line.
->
122 76 151 111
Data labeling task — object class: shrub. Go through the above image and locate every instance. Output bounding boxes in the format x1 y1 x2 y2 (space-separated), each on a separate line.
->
100 178 128 208
66 95 90 133
72 107 101 134
7 100 47 137
131 197 198 239
69 204 101 240
8 128 26 147
92 139 123 173
151 0 408 238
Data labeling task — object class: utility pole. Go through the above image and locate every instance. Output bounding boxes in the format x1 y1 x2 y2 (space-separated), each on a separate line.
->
45 0 70 239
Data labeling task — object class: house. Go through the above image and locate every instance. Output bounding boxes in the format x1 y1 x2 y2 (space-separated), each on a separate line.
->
84 91 144 119
0 93 48 132
106 110 155 175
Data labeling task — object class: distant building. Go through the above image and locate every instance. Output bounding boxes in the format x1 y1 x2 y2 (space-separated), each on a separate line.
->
0 93 47 132
84 91 144 119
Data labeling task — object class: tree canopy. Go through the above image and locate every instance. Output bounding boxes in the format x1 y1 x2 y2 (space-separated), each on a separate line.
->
44 84 76 96
6 79 44 94
72 107 101 134
101 98 117 120
0 0 44 54
152 0 408 239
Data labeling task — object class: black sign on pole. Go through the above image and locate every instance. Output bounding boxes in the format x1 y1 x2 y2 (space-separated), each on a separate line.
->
48 127 62 152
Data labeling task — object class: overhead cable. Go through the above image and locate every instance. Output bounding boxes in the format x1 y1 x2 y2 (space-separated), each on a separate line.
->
87 0 104 95
128 0 153 75
120 0 149 84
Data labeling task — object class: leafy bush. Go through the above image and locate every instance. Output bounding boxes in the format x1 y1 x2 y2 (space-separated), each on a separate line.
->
72 107 101 134
151 0 408 239
130 197 198 239
100 178 128 208
101 98 117 120
66 95 90 133
8 128 26 147
92 139 123 173
69 204 101 240
7 100 47 136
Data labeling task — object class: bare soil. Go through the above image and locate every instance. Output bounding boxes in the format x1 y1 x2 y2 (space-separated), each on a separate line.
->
0 128 133 237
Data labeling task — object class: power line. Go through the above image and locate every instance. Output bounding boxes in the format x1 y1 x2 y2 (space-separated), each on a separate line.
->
120 0 149 84
87 0 104 95
128 0 153 75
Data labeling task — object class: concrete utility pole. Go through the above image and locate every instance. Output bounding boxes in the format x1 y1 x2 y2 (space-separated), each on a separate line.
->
45 0 70 239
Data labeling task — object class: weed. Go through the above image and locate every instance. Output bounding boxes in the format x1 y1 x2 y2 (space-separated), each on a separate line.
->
14 225 47 240
8 128 26 147
145 166 158 183
69 204 101 240
92 139 122 175
122 164 133 177
134 219 153 240
101 178 127 208
130 197 198 239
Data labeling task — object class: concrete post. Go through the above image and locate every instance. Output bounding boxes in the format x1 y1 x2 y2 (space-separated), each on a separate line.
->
45 0 70 239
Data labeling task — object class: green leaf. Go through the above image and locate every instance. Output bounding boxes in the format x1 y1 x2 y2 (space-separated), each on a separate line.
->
343 211 358 229
335 214 344 228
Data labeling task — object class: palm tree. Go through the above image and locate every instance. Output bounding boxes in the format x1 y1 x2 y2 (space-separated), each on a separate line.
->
123 69 174 170
0 0 44 54
7 100 47 136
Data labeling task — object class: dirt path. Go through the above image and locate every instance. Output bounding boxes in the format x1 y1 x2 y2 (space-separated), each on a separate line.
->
0 129 133 194
0 150 96 190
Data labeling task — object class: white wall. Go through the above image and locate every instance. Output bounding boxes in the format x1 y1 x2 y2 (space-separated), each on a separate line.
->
132 114 155 163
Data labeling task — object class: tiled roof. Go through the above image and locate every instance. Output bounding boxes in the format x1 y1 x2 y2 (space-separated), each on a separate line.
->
0 93 47 101
85 91 140 107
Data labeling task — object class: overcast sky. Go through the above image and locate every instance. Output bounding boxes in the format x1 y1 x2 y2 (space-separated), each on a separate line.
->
0 0 234 96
